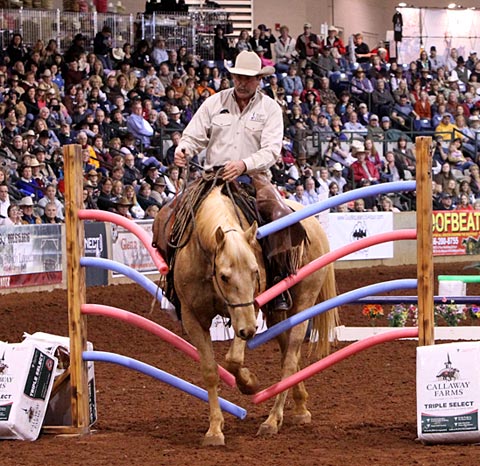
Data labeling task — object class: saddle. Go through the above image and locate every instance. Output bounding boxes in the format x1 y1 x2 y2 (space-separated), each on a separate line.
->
151 171 306 319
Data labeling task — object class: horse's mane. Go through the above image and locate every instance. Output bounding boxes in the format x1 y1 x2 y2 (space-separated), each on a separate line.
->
195 186 250 252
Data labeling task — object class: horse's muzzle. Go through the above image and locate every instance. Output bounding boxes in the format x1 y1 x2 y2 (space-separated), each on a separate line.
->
238 325 258 341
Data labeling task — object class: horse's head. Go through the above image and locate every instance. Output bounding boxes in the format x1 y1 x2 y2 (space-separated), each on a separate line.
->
212 221 261 341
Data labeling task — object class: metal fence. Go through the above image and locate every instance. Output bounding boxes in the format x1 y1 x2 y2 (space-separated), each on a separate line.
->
0 8 231 60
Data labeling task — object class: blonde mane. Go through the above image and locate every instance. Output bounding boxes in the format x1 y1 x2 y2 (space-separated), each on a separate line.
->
195 186 249 251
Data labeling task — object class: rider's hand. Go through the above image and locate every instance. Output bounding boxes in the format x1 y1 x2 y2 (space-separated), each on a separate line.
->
222 160 246 182
174 146 189 167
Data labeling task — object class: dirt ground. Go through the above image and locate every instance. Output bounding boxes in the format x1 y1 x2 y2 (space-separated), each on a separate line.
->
1 262 480 466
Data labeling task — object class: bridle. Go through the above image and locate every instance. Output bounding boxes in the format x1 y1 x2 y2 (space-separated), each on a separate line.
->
212 229 260 309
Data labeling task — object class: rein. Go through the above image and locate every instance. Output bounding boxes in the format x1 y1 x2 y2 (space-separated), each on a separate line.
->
212 229 259 309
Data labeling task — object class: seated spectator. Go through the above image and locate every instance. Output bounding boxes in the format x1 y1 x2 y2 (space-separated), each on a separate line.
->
136 182 162 211
394 136 416 176
438 192 455 210
123 184 145 219
381 151 405 182
4 204 23 225
304 177 320 204
288 182 309 206
446 141 475 173
434 162 457 191
329 163 347 192
350 68 373 103
37 184 64 219
380 116 410 142
350 146 380 185
371 79 394 117
357 102 372 126
342 111 367 138
281 64 303 96
96 177 116 211
366 114 384 141
150 176 173 206
391 94 417 129
16 163 44 200
456 192 474 211
126 99 154 148
144 204 160 219
378 195 401 212
41 201 63 223
0 183 10 223
114 196 134 219
18 196 41 224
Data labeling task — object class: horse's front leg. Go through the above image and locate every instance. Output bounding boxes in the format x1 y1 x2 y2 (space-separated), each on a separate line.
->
257 319 309 436
182 309 225 446
225 336 259 395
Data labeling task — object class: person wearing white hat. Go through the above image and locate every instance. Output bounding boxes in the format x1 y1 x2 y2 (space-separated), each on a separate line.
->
18 196 41 224
174 50 303 311
323 25 346 59
175 50 278 178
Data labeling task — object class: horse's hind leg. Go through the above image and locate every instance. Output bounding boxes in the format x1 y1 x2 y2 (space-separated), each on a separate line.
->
225 336 259 395
182 308 225 446
257 319 310 436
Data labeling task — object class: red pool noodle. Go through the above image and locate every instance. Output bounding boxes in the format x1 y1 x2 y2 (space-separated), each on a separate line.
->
252 327 418 404
82 304 236 387
78 209 168 275
255 229 417 308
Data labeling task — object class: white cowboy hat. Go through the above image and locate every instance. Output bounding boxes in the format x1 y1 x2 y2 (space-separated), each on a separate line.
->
226 51 275 77
328 25 338 32
112 47 125 61
19 196 34 207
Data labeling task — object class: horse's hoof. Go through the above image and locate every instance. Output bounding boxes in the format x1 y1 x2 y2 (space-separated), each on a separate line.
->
202 433 225 447
291 411 312 425
256 422 278 436
236 368 259 395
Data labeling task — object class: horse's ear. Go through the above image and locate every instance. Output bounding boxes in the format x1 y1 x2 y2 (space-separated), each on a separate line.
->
245 221 258 247
215 226 225 245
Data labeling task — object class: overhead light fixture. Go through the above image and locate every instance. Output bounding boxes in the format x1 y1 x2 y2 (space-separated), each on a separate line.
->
398 2 407 6
447 3 456 8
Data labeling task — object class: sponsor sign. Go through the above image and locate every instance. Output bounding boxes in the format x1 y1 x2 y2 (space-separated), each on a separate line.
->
111 220 157 277
327 212 394 260
0 225 62 289
433 211 480 256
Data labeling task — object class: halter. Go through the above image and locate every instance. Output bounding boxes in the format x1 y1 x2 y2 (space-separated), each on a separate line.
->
212 229 260 309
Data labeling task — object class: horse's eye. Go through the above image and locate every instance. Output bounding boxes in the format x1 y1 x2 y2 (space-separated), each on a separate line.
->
220 274 228 283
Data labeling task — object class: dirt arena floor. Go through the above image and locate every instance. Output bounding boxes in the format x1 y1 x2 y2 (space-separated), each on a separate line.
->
2 262 480 465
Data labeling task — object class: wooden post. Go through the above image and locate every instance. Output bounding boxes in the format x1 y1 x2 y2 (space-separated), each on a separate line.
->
48 144 90 434
416 136 434 346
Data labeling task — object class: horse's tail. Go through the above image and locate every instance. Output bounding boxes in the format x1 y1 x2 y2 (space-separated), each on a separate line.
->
310 262 339 359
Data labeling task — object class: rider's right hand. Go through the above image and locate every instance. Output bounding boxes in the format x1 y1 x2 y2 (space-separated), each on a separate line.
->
174 147 188 167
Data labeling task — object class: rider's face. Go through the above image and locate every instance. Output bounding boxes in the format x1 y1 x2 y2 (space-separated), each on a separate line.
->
232 74 261 101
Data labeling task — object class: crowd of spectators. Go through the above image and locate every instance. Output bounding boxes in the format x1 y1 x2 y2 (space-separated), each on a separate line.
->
2 22 480 226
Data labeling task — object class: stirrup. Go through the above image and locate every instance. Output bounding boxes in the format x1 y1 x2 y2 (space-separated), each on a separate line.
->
272 290 293 312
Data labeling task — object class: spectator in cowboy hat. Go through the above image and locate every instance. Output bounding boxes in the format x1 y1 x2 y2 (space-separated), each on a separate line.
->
114 196 134 219
166 106 185 131
18 195 41 224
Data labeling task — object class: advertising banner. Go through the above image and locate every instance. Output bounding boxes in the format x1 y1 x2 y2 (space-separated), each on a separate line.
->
111 220 157 277
433 211 480 256
84 221 109 287
0 225 62 289
327 212 394 260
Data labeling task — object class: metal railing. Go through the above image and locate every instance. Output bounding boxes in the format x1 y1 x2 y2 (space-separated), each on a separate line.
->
0 7 231 60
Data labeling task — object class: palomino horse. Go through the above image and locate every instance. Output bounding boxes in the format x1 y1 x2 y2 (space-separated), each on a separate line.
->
153 185 338 446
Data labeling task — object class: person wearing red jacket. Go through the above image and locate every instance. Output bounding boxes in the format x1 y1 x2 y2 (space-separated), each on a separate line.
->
351 146 380 185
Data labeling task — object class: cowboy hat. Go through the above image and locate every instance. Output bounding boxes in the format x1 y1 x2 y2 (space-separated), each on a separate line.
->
116 196 134 207
112 47 125 61
328 25 338 32
226 51 275 77
331 162 343 172
18 196 34 207
169 106 182 115
29 158 45 168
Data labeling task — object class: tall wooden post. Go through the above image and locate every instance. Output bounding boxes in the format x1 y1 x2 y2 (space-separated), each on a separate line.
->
416 136 434 346
62 144 90 434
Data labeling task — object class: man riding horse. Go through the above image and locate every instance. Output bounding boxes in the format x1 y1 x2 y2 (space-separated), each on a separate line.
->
173 50 306 312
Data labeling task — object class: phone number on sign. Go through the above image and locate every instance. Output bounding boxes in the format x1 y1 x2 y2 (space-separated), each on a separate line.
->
433 237 459 246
